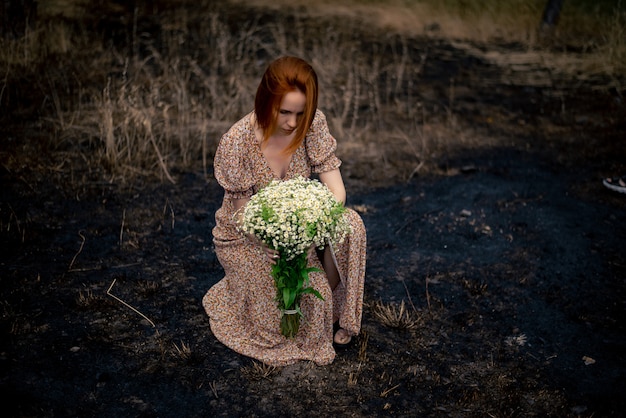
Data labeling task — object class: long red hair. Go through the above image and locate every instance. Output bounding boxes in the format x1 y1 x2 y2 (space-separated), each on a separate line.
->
254 56 318 155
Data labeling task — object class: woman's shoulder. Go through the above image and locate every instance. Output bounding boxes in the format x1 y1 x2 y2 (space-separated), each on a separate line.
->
312 109 327 126
214 112 258 194
223 112 254 141
306 109 332 139
216 112 256 159
304 107 339 168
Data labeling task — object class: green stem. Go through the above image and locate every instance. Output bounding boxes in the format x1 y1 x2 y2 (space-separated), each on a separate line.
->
272 252 323 338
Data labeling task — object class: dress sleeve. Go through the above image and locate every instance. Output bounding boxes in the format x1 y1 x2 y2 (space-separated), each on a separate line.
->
305 110 342 174
213 120 256 200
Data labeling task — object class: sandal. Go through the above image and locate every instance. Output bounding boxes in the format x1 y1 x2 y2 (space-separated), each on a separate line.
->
603 176 626 194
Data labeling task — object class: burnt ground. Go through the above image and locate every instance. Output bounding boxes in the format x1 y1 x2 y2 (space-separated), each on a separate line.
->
1 5 626 418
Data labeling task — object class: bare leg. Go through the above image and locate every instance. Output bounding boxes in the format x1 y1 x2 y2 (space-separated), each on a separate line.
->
317 246 351 345
317 246 340 290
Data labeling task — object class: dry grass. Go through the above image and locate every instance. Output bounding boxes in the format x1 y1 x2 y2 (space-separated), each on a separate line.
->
75 289 96 308
0 204 26 243
601 4 626 74
240 361 280 381
171 340 192 360
237 0 543 42
77 6 431 182
237 0 626 58
1 0 624 183
370 299 422 330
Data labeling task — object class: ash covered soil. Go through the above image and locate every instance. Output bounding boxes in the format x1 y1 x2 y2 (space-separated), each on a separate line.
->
1 5 626 418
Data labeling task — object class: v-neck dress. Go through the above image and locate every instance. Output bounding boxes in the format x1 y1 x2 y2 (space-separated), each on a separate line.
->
202 110 366 366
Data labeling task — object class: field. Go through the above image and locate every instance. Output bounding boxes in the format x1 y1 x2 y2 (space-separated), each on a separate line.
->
1 0 625 416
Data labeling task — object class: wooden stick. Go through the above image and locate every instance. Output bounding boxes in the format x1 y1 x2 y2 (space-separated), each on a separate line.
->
106 279 156 328
119 209 125 247
400 275 418 314
68 230 86 271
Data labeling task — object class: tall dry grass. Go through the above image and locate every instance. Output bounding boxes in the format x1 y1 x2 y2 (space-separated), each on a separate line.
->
4 1 434 182
239 0 625 56
1 0 624 183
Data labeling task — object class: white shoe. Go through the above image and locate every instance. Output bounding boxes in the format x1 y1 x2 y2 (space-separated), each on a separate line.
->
603 176 626 194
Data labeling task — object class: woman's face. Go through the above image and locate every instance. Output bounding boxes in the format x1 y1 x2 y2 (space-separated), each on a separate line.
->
274 90 306 137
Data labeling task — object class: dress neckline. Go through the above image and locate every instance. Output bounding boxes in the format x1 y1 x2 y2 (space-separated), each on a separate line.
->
249 112 296 181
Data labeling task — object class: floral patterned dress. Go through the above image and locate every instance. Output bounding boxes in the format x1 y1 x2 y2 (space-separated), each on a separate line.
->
202 110 366 366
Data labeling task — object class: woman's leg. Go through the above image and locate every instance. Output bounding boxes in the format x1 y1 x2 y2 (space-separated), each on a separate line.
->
317 246 351 344
318 246 340 291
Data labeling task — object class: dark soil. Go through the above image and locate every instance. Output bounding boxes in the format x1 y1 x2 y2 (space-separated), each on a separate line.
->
1 3 625 417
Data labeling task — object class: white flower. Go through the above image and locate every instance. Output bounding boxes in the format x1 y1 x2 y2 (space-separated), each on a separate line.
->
241 176 351 261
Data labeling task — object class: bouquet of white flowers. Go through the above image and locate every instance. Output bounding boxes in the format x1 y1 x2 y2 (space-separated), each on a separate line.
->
240 176 351 338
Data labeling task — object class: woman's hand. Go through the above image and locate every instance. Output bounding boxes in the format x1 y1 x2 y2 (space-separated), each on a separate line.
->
251 234 280 264
232 197 280 264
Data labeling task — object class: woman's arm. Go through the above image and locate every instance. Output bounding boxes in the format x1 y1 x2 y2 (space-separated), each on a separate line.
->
231 197 250 226
232 197 250 215
319 168 346 204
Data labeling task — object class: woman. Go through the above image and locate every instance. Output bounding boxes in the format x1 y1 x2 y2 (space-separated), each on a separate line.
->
202 56 366 366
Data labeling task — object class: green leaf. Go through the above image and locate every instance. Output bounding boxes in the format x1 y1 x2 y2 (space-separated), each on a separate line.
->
284 288 297 309
300 287 325 301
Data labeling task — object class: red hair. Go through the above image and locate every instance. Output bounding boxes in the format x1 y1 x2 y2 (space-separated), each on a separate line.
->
254 56 318 155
